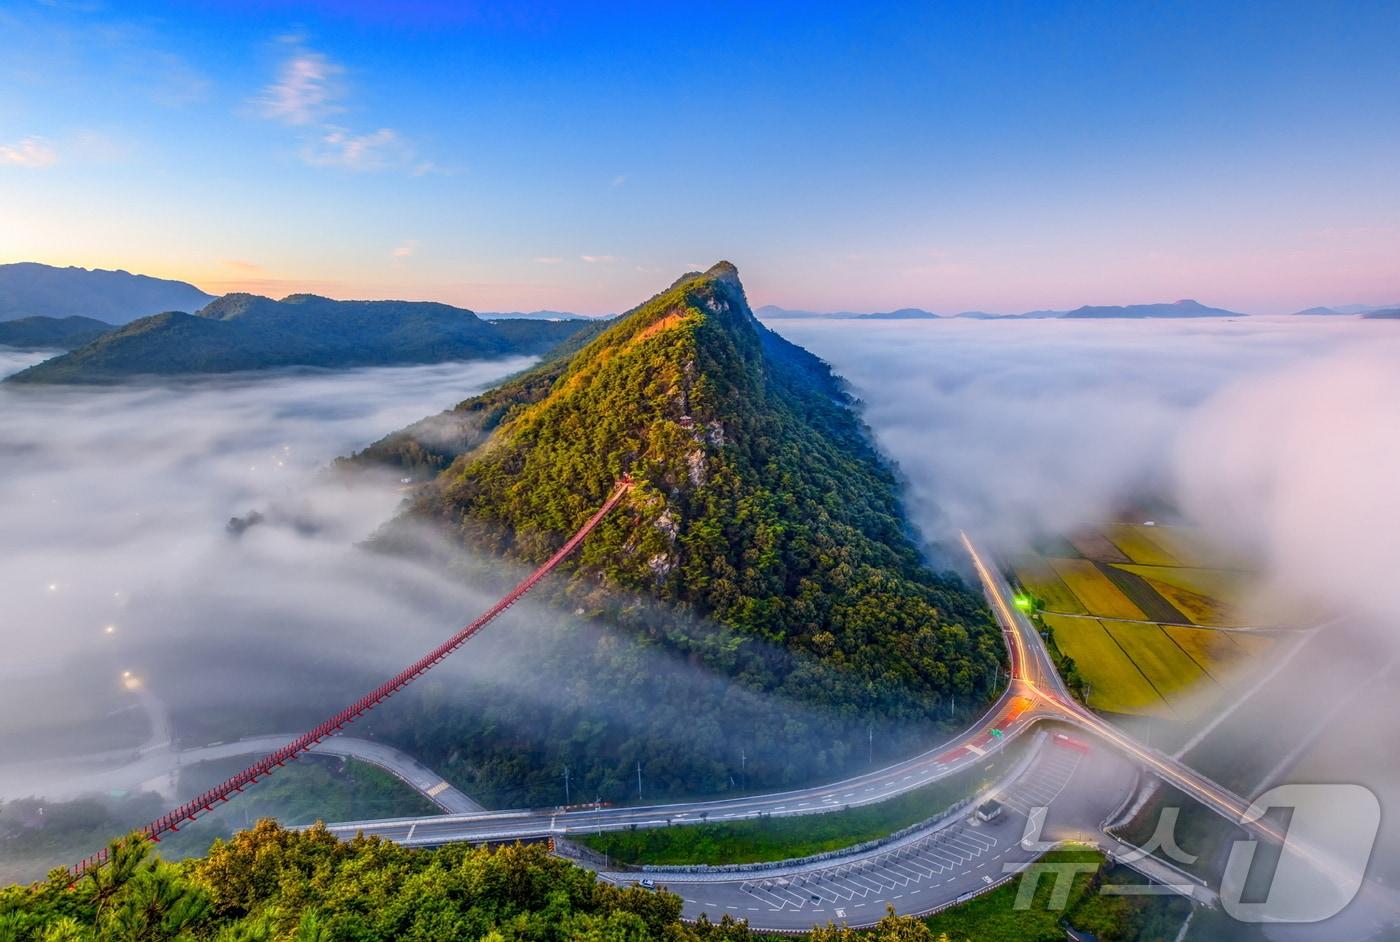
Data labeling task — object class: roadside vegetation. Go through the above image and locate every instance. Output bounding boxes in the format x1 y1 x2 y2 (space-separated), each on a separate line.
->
577 739 1030 866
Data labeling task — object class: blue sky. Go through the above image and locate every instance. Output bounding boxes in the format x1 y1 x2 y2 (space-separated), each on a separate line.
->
2 0 1398 313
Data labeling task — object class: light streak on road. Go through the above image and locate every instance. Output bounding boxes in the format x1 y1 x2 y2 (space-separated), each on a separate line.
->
961 531 1293 850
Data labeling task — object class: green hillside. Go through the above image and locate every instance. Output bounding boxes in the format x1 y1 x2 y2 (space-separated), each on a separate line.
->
354 263 1000 805
5 294 589 383
0 316 113 351
422 261 994 697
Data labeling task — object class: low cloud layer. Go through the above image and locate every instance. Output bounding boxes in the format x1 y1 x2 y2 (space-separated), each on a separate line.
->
1173 342 1400 630
0 352 928 810
5 318 1399 901
778 317 1380 563
0 358 535 768
783 316 1400 914
780 315 1400 646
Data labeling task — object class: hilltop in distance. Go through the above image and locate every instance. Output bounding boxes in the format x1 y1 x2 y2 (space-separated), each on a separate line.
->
6 293 589 384
0 262 214 324
757 299 1244 320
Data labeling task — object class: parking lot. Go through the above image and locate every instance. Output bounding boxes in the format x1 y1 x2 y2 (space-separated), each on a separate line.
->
652 734 1117 930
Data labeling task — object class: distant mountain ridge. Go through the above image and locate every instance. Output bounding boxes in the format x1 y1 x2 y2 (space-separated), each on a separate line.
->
0 262 214 323
1060 299 1240 318
478 309 601 321
5 293 590 384
756 299 1244 320
0 315 114 350
1294 303 1400 316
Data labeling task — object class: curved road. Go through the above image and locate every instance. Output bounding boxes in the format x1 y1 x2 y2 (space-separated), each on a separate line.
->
325 533 1270 851
316 533 1385 933
630 731 1142 930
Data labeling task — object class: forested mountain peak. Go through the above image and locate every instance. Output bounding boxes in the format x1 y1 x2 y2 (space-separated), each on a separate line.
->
415 262 998 715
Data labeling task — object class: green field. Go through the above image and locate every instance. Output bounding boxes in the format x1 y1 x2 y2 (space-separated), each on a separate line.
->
1011 555 1086 614
1017 524 1279 719
1048 557 1147 620
1044 614 1168 716
1100 619 1214 712
1103 523 1182 566
1162 624 1253 681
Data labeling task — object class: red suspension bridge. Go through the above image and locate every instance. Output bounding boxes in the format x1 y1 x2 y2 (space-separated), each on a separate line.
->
71 477 634 878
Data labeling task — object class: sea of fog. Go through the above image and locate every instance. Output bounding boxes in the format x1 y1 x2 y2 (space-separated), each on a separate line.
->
0 356 538 768
777 315 1400 623
2 316 1399 833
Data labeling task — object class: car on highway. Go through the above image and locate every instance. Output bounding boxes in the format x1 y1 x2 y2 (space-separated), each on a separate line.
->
638 879 656 890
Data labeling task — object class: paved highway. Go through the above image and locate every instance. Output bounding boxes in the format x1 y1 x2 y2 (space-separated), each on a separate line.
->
317 537 1080 850
324 689 1041 847
312 532 1385 934
623 731 1141 930
321 533 1271 857
41 521 1377 932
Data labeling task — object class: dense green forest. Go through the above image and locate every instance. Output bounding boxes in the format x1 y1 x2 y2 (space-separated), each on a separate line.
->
343 263 1002 806
0 826 757 941
414 261 999 714
0 827 1183 941
6 295 590 384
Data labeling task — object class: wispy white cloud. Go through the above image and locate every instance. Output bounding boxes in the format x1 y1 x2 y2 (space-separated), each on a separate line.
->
301 126 412 172
251 41 432 176
255 49 342 126
391 239 419 258
0 137 58 168
580 254 620 264
610 174 627 188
